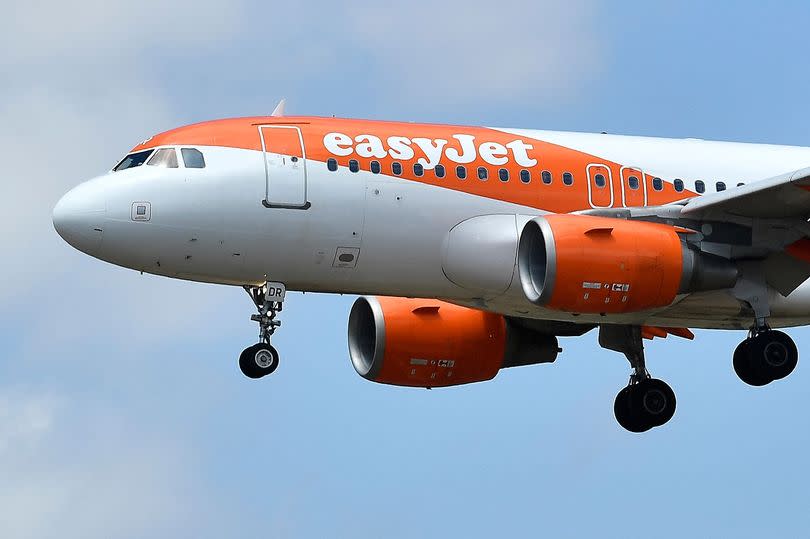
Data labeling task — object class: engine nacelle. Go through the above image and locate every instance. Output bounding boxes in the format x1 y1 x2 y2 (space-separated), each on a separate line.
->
347 297 559 388
517 214 738 314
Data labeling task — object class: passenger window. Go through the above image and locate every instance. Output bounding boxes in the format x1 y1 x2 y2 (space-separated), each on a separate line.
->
392 162 402 175
520 170 531 183
695 180 705 193
594 173 606 188
542 170 552 184
737 182 745 187
456 165 467 180
349 159 359 173
435 164 446 178
477 167 488 181
147 148 178 168
652 177 663 191
370 160 381 174
327 158 338 172
562 172 573 186
113 149 153 171
499 168 509 182
628 176 640 190
181 148 205 169
414 163 424 177
674 179 684 192
716 181 726 191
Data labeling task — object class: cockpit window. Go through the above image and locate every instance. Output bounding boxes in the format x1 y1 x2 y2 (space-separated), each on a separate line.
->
147 148 178 168
181 148 206 169
113 149 154 171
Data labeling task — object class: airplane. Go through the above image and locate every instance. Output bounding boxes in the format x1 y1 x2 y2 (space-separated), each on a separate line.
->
52 100 810 432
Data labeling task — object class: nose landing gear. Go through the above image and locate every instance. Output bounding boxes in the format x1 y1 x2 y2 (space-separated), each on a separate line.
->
733 328 798 386
239 282 286 379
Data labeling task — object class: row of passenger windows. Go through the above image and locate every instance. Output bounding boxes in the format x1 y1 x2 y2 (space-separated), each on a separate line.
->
325 158 740 193
327 158 575 185
113 147 206 172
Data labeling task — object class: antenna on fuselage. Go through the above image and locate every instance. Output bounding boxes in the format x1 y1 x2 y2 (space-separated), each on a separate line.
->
271 99 286 117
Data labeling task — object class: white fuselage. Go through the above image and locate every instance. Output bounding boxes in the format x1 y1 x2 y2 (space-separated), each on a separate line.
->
52 121 810 330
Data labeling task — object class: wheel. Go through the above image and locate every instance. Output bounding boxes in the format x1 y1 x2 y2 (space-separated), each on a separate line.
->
614 385 652 433
736 331 799 386
753 331 798 381
239 343 280 379
733 339 770 386
632 378 676 428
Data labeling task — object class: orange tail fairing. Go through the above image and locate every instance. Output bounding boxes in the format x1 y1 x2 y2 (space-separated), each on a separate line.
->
130 116 697 213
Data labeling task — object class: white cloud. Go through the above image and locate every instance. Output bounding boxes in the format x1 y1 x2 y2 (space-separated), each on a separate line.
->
0 388 217 539
0 3 252 536
346 0 603 102
0 0 248 304
252 0 604 105
1 0 242 70
0 390 58 456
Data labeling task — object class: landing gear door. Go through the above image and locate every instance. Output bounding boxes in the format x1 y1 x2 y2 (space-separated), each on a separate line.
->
259 125 310 209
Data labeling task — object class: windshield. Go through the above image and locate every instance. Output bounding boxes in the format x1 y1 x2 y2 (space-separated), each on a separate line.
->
113 149 154 171
147 148 178 168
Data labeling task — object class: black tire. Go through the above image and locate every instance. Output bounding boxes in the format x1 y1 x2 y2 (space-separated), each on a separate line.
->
614 385 651 433
733 339 771 387
634 378 676 428
238 344 280 379
755 330 798 381
239 344 263 379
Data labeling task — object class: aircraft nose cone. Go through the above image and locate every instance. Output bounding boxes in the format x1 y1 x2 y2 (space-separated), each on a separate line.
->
53 182 106 256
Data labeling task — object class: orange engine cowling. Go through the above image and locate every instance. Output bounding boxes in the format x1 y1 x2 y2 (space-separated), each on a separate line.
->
517 214 738 314
347 297 559 388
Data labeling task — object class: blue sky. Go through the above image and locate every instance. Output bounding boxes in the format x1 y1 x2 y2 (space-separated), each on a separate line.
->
2 1 810 537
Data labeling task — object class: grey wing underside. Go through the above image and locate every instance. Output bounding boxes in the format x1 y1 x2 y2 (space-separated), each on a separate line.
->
680 166 810 220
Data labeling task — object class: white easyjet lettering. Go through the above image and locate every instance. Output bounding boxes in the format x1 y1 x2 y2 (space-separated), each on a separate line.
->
324 132 354 156
445 134 477 164
412 137 448 169
355 135 388 158
506 140 538 167
478 141 508 166
387 136 415 160
323 132 539 169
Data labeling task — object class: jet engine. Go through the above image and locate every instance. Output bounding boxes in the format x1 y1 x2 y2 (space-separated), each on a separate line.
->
517 214 739 314
347 296 559 388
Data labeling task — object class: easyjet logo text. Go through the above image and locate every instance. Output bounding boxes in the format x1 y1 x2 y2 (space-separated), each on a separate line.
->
323 132 537 170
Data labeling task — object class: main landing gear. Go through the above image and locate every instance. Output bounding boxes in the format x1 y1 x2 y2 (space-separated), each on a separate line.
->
733 327 798 386
239 282 286 379
600 325 677 433
730 262 800 386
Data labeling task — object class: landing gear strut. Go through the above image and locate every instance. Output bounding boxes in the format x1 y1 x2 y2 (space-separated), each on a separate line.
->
733 326 798 386
731 265 799 387
600 325 677 433
239 282 286 379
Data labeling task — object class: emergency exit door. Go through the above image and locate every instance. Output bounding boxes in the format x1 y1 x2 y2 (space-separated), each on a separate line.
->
620 166 647 207
259 125 310 209
587 164 614 208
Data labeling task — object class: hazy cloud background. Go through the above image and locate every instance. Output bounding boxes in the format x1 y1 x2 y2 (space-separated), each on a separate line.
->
2 0 810 537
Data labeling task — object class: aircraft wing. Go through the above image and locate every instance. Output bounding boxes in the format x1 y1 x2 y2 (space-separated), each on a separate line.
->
679 166 810 219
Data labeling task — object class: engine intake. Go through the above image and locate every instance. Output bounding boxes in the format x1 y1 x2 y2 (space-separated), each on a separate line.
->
348 296 559 388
